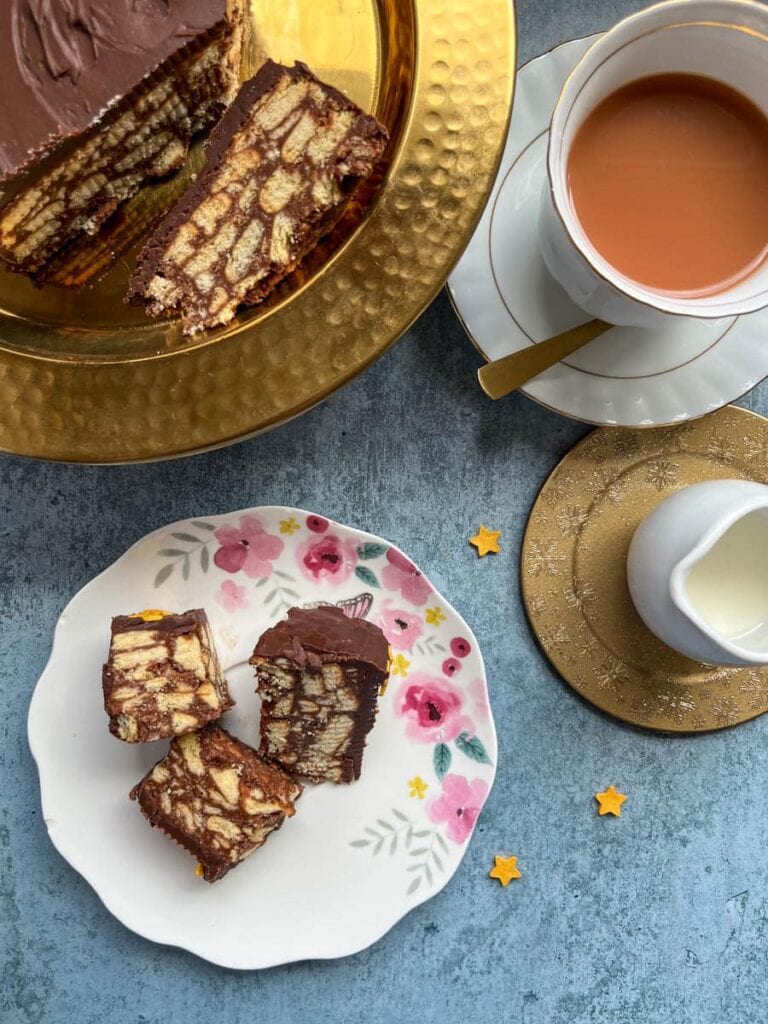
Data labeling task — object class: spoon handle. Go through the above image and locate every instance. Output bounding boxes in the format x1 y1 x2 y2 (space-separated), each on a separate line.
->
477 319 611 399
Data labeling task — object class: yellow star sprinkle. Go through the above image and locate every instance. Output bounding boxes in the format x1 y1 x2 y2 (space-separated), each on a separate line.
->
470 525 501 557
408 776 428 800
390 653 410 678
489 855 521 886
133 609 170 621
425 606 446 625
595 785 627 817
279 517 300 535
195 863 204 878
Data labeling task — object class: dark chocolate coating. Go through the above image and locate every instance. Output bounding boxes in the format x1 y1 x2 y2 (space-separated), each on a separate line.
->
111 609 209 637
253 604 390 673
0 0 228 179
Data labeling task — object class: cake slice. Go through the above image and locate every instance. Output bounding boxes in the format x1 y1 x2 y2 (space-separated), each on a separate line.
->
131 724 302 882
102 609 234 743
127 60 389 333
0 0 244 276
250 605 390 784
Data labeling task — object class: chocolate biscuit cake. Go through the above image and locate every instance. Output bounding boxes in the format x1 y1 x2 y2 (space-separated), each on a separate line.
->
250 605 390 784
131 724 302 882
103 609 233 743
127 60 389 333
0 0 244 275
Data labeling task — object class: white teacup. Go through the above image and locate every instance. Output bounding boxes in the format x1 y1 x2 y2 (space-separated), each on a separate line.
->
539 0 768 328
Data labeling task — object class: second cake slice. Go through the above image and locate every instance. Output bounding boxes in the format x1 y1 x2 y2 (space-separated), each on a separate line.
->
250 606 390 783
127 60 389 333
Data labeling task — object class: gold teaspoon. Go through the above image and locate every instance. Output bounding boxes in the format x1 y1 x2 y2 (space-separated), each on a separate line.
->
477 319 611 399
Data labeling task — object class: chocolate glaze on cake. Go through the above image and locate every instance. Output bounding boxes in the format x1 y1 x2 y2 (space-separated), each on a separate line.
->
0 1 242 275
0 0 230 181
253 604 390 672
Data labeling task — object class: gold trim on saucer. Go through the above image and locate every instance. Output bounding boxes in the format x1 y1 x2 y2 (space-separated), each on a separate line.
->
522 405 768 733
0 0 516 463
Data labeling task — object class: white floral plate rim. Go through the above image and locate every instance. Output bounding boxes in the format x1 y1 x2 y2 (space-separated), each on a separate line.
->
27 506 496 969
447 35 768 428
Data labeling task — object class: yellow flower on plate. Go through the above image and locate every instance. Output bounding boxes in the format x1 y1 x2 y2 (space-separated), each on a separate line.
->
279 517 300 535
408 776 428 800
425 606 445 625
390 653 410 678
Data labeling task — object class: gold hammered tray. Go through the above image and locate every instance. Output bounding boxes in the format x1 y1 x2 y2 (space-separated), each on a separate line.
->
0 0 516 463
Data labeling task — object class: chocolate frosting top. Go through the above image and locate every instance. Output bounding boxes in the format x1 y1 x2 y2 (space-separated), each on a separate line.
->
0 0 228 178
253 605 390 672
111 608 208 636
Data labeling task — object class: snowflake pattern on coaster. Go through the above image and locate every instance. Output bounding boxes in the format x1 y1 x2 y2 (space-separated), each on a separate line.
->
521 406 768 733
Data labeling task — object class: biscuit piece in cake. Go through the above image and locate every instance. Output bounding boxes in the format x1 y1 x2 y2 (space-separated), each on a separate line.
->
131 724 302 882
103 609 233 743
0 1 244 276
127 60 389 333
250 605 390 783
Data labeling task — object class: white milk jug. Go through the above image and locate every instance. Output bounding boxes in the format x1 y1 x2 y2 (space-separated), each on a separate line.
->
627 480 768 666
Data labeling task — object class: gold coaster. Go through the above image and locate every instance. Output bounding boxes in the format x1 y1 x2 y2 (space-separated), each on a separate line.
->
521 405 768 732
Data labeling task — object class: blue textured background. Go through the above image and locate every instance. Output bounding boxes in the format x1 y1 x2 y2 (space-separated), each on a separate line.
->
4 2 768 1021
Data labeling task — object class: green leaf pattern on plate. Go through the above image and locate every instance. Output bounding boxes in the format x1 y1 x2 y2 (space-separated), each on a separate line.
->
355 565 380 588
154 522 216 588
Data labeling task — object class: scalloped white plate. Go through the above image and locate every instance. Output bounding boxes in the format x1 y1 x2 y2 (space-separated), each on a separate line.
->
27 507 495 969
448 35 768 427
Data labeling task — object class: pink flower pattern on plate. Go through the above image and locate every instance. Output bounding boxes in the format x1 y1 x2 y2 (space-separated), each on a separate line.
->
428 774 489 844
376 600 424 651
298 533 358 586
213 515 284 578
381 548 432 606
396 673 475 743
468 678 490 722
216 579 250 612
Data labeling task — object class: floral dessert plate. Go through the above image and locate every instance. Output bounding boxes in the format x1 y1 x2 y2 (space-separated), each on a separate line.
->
447 35 768 427
27 507 495 969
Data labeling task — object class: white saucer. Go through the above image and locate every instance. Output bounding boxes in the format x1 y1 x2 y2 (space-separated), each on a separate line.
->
447 35 768 427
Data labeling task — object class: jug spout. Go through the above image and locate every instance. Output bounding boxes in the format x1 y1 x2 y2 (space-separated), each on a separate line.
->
628 480 768 667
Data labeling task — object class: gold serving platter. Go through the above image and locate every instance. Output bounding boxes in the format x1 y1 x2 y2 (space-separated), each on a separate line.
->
0 0 516 462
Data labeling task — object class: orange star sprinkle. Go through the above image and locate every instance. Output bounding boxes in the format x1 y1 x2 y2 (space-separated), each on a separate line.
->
595 785 627 817
489 855 521 886
133 609 170 621
470 525 501 557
